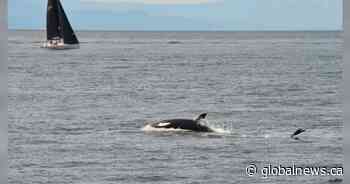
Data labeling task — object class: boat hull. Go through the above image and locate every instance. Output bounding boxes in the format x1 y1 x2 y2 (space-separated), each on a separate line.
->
41 42 80 50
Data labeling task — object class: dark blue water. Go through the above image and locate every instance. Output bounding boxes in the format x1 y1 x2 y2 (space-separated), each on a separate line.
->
9 31 343 184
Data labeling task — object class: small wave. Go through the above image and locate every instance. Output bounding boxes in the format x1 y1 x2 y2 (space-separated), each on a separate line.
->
328 178 343 183
26 140 62 145
209 127 231 134
104 65 131 70
167 41 182 44
55 161 102 168
262 132 289 139
8 40 24 44
50 127 94 135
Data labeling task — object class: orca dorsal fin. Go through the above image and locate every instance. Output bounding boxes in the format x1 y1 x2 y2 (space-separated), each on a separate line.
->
291 128 306 138
194 113 207 121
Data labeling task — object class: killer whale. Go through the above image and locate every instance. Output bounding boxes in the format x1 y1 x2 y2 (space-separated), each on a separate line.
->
148 113 213 132
291 128 306 139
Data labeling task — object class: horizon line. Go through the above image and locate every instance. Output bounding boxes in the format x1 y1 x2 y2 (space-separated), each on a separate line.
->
8 28 344 32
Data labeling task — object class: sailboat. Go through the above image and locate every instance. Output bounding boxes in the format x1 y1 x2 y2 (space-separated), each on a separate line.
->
42 0 79 49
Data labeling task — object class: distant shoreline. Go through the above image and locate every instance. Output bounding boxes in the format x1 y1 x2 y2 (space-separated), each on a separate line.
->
8 29 343 33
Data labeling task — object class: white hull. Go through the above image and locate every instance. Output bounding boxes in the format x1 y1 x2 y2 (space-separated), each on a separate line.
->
41 42 80 50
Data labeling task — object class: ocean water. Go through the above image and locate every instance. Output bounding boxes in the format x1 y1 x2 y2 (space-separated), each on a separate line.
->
8 31 343 184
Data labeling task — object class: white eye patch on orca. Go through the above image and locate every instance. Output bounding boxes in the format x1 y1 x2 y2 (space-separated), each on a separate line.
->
157 122 171 127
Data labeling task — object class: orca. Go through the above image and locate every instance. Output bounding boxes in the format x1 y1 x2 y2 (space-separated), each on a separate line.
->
291 128 306 139
148 113 213 132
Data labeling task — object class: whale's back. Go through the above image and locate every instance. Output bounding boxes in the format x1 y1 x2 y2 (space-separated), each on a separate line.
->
151 119 212 132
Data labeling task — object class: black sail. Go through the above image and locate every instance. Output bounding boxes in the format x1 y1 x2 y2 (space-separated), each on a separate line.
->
46 0 61 40
57 0 79 44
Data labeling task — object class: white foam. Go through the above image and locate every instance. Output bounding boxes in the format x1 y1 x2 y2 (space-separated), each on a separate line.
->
141 124 190 132
199 120 232 134
210 127 231 134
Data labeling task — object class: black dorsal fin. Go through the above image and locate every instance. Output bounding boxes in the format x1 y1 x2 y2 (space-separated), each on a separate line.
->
194 113 207 121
